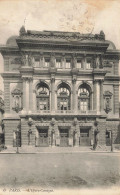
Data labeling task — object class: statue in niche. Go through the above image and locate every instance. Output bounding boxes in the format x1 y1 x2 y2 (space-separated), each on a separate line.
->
95 55 100 68
105 98 111 114
104 91 112 114
39 54 44 68
93 128 100 150
28 54 34 66
22 55 28 66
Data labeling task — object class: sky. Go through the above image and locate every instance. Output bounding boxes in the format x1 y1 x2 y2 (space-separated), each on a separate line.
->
0 0 120 90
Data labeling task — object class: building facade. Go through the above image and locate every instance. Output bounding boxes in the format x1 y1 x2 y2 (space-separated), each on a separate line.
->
0 27 120 148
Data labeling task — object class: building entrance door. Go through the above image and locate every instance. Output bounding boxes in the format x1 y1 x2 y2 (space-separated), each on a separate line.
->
38 129 49 147
60 129 69 147
106 131 111 146
80 128 91 146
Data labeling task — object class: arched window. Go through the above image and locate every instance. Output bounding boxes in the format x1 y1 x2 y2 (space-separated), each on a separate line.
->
57 83 71 110
78 84 91 111
36 82 50 110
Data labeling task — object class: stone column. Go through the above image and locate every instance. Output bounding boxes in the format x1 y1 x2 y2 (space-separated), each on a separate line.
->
90 92 93 110
100 80 104 112
72 76 78 113
22 78 27 111
29 78 33 112
96 80 100 113
26 78 29 112
51 76 55 112
83 55 87 69
61 54 66 69
40 53 44 68
93 80 97 110
33 90 37 112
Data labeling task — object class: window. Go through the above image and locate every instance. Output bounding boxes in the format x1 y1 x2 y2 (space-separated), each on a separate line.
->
86 60 91 69
36 83 50 110
60 101 68 110
78 86 90 111
66 59 71 69
80 129 89 137
44 59 50 67
77 59 82 68
57 84 71 110
56 59 61 68
80 99 87 111
34 60 40 67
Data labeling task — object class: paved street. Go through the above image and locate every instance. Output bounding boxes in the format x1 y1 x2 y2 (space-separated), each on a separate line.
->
0 153 120 189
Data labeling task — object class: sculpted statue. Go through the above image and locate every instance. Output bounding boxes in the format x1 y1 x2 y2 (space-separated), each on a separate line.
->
28 54 34 66
72 56 77 68
95 55 100 68
93 128 100 150
21 55 28 66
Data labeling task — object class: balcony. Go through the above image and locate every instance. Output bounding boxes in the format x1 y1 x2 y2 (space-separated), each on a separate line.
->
30 109 97 116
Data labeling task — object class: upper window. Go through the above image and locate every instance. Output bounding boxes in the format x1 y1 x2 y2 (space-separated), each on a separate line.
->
77 59 82 68
78 85 90 111
36 83 50 111
66 59 71 69
44 59 50 67
56 59 61 68
86 59 92 69
57 83 71 110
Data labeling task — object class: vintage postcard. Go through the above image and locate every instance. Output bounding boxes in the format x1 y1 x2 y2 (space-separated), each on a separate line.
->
0 0 120 195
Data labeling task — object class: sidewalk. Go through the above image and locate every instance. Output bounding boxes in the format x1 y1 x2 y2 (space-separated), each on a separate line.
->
1 145 120 153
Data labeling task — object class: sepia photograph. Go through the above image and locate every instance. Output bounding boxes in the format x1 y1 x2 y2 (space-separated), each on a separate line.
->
0 0 120 195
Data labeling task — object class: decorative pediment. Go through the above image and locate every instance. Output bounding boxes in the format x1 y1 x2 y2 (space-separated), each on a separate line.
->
104 91 113 98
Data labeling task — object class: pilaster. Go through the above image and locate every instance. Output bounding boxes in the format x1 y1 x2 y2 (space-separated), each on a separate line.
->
29 78 33 112
50 75 55 113
72 75 78 113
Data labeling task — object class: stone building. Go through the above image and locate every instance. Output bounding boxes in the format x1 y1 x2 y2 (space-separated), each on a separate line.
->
0 26 120 148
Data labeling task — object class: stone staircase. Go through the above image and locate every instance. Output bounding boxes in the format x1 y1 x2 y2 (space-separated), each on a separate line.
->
0 145 113 153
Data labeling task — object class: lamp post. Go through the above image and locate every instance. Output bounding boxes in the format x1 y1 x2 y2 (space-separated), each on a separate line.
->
28 129 32 145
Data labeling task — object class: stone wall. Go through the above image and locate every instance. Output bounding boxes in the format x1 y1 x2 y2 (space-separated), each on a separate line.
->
4 119 20 146
106 120 120 144
4 82 10 113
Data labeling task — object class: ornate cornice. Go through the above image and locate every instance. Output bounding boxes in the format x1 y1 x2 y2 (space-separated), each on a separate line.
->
18 30 105 41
